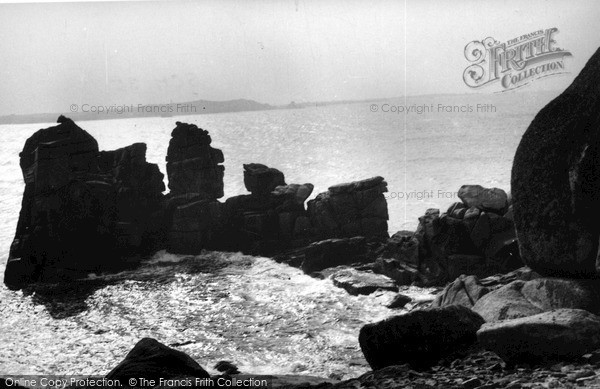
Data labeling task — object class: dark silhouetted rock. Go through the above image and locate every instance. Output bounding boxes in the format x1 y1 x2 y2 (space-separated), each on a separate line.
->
300 237 375 274
166 122 224 199
458 185 508 213
106 338 210 381
512 48 600 278
409 186 521 285
308 176 389 240
379 230 419 267
218 165 316 255
5 117 165 288
446 254 487 280
469 212 491 249
473 278 600 322
359 305 485 370
271 183 314 210
168 199 224 254
330 268 397 295
373 256 420 286
165 123 229 254
214 360 240 375
478 309 600 364
243 163 285 196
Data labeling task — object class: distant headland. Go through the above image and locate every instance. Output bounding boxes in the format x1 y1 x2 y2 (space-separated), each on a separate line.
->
0 96 397 125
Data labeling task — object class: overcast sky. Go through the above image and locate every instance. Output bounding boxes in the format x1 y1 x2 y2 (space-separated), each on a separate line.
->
1 0 599 115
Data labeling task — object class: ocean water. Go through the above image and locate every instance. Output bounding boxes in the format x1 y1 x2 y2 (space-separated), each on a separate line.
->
0 91 558 378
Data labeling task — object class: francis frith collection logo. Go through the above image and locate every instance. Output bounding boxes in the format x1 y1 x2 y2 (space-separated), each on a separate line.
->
463 28 572 91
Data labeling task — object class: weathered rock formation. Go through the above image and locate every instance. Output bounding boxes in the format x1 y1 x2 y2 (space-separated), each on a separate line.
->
370 185 520 287
166 122 226 254
5 116 398 290
166 122 224 198
512 47 600 278
307 176 389 240
5 116 165 288
223 164 314 255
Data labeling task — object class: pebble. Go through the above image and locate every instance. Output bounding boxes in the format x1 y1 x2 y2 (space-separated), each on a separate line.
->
462 377 482 389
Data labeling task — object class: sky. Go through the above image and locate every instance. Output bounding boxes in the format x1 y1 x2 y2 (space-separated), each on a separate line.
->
0 0 599 115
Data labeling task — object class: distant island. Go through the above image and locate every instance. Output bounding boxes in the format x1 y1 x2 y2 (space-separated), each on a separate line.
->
0 96 395 125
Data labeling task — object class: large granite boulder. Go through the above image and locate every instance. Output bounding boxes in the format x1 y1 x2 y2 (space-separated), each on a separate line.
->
5 116 165 288
431 274 491 309
512 48 600 277
166 122 224 198
472 277 600 322
477 309 600 364
307 176 389 240
458 185 508 213
359 305 485 369
106 338 210 381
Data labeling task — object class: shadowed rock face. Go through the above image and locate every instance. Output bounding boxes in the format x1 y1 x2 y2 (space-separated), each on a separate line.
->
512 47 600 278
105 338 210 381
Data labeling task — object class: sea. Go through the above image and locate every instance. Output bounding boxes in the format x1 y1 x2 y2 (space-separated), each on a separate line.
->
0 91 559 379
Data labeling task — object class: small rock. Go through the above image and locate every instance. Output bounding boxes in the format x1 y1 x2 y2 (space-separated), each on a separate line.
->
214 361 240 375
386 293 412 309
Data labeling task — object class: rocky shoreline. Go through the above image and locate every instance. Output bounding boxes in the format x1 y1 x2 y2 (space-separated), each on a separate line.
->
5 48 600 389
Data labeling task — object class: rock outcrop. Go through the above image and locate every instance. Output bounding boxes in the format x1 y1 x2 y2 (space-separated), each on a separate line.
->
512 47 600 278
5 117 395 291
5 116 165 288
371 185 520 288
307 176 389 240
166 122 224 198
358 305 485 370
